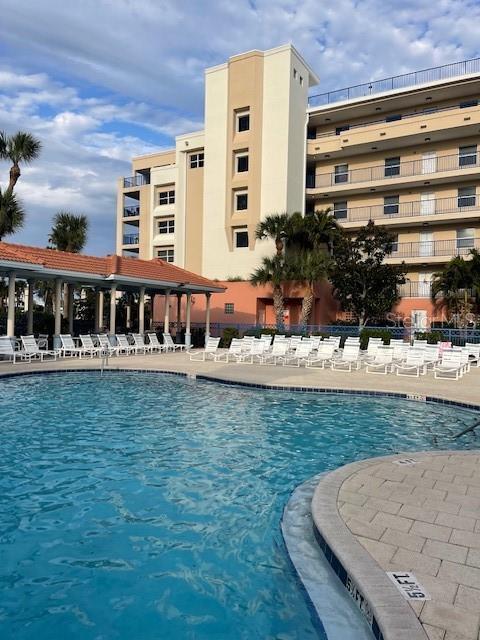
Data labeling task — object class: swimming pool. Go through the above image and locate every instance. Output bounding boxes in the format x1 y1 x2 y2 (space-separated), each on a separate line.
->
0 371 478 640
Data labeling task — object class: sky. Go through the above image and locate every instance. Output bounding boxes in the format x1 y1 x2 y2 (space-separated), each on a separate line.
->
1 0 480 256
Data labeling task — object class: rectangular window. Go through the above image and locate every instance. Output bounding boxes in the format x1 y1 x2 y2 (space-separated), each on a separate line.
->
235 191 248 211
460 99 478 109
335 125 350 135
384 156 400 177
384 195 399 215
334 164 348 184
457 228 475 250
157 218 175 234
189 152 204 168
236 110 250 132
158 190 175 205
235 153 249 173
458 186 476 208
391 234 399 253
156 247 175 262
459 145 477 167
234 229 249 248
386 114 402 122
333 201 348 220
224 303 234 314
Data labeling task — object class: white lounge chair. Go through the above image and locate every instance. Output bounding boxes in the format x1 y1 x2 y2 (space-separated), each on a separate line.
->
59 334 97 358
465 343 480 367
237 339 266 364
21 335 58 361
306 342 336 368
260 341 288 365
190 337 221 361
145 333 165 353
163 333 186 352
365 346 394 374
95 334 122 356
79 335 104 357
131 333 156 354
331 344 361 371
434 350 465 380
115 334 138 355
0 336 32 363
260 334 273 345
283 341 313 367
214 338 244 362
393 349 426 377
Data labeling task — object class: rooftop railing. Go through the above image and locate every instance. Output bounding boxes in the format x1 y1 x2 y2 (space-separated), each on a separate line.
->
123 174 150 188
122 233 139 245
309 57 480 107
389 238 480 260
309 151 480 189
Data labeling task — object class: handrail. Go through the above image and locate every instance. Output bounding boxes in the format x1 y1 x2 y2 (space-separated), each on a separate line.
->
122 234 139 245
123 175 150 188
390 238 480 259
123 205 140 217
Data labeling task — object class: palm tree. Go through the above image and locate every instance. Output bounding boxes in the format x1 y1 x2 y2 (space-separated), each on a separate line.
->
0 187 25 240
289 251 331 327
289 209 340 255
250 255 287 328
255 213 294 256
49 211 88 252
431 256 473 318
0 130 42 194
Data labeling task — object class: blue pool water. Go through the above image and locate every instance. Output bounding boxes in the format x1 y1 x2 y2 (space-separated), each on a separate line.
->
0 372 478 640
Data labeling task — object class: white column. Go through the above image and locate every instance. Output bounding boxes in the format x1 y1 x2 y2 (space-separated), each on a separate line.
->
205 292 211 341
6 272 16 337
63 283 69 319
176 293 182 343
95 290 104 332
150 294 156 330
126 296 132 329
164 289 171 334
138 287 145 334
27 279 34 335
54 278 62 336
68 286 74 335
185 292 192 348
110 284 117 335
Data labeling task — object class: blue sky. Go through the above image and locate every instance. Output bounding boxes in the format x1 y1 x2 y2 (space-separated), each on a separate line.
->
0 0 479 255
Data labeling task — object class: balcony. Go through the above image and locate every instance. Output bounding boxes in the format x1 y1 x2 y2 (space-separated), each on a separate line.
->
123 205 140 217
399 281 476 298
332 195 480 227
309 57 480 107
388 238 480 262
122 233 139 245
123 174 150 188
309 151 480 192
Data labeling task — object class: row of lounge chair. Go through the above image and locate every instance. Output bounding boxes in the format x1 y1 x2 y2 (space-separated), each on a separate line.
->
0 332 186 363
190 334 480 380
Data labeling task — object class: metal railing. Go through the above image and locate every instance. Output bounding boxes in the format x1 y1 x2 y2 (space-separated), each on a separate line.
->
399 281 476 298
123 174 150 188
309 57 480 107
389 238 480 259
334 195 479 224
123 205 140 217
312 99 479 139
122 233 139 245
310 151 480 189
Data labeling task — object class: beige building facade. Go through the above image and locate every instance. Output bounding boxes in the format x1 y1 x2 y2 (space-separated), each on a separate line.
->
117 47 480 325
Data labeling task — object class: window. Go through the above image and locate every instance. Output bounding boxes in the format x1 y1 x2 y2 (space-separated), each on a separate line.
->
335 125 350 135
158 190 175 205
386 114 402 122
234 229 249 248
457 228 475 250
235 191 248 211
384 156 400 177
460 99 478 109
157 218 175 234
236 110 250 132
333 201 348 220
190 153 204 168
459 145 477 167
299 76 304 86
293 68 297 79
334 164 348 184
384 195 399 215
156 246 174 262
391 234 399 253
224 303 235 314
235 153 249 173
458 186 476 208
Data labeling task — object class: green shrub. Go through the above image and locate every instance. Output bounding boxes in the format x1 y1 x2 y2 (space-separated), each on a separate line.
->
220 327 240 347
359 328 393 350
415 331 446 344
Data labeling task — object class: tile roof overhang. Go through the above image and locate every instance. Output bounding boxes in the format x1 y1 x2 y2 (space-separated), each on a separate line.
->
0 242 225 294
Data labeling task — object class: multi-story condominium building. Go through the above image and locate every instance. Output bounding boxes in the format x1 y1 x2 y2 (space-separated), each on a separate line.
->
117 46 480 328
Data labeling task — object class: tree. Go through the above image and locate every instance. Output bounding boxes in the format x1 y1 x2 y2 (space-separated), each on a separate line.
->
255 212 294 256
288 251 331 327
288 209 340 255
0 187 25 240
250 255 287 328
330 221 406 328
49 211 88 253
431 255 474 323
0 130 42 194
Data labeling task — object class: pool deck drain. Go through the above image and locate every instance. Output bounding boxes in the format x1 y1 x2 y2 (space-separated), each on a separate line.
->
312 452 480 640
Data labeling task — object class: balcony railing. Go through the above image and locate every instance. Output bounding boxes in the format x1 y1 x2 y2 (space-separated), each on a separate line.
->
310 151 480 189
333 195 480 224
390 238 480 260
123 174 150 188
309 57 480 107
123 205 140 217
312 100 479 140
123 233 139 245
399 281 476 298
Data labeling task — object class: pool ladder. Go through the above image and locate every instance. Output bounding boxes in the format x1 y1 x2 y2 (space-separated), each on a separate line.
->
100 348 110 376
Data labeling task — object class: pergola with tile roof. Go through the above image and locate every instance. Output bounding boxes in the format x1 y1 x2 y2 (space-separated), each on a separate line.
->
0 242 225 344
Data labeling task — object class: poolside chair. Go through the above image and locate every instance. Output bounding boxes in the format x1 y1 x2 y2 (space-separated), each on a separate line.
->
465 343 480 366
433 350 465 380
413 339 428 348
214 338 244 362
237 339 266 364
260 341 288 365
392 349 426 377
21 335 58 361
260 334 273 345
163 333 186 352
79 335 104 357
283 341 313 367
114 334 138 355
145 333 165 353
95 334 122 356
306 342 336 369
392 342 410 363
423 344 440 369
331 344 361 371
131 333 157 354
59 334 97 358
190 337 221 361
365 346 394 375
323 336 341 350
362 341 381 363
0 336 32 363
